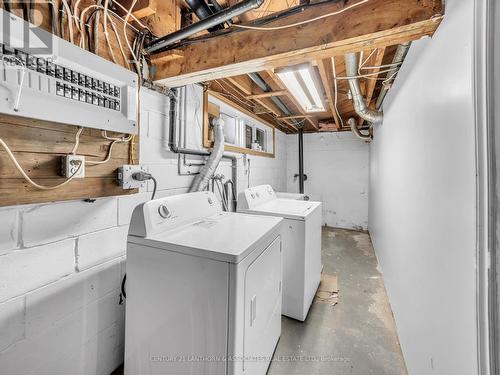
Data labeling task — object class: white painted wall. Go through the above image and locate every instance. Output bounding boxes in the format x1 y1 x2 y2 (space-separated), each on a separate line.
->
0 86 287 374
286 132 369 230
369 2 478 375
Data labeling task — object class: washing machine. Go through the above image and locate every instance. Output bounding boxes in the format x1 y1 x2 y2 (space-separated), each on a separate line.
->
238 184 322 321
124 191 283 375
275 191 309 201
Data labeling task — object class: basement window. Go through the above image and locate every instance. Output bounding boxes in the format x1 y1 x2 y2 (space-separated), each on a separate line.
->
204 91 275 158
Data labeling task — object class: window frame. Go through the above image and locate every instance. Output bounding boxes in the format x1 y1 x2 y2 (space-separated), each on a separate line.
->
203 90 276 158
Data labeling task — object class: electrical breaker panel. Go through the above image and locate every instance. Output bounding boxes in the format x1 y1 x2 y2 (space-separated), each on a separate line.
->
0 10 138 134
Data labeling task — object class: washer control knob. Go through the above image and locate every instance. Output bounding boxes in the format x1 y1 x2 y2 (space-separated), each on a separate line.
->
158 205 171 218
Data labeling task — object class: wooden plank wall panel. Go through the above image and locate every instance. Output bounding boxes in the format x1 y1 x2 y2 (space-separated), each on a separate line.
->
0 1 155 206
0 114 138 207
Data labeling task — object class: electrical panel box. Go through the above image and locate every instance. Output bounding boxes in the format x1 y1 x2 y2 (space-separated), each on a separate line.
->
0 10 138 134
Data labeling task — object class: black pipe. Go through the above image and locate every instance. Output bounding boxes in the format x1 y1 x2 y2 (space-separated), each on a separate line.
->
184 0 224 31
298 128 304 194
2 0 10 13
145 0 264 54
208 0 224 13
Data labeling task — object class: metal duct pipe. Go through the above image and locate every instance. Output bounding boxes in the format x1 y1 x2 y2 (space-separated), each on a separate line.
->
184 0 224 32
167 88 238 208
375 42 411 110
248 72 292 116
145 0 265 54
189 117 225 192
348 117 371 141
345 52 383 124
298 128 304 194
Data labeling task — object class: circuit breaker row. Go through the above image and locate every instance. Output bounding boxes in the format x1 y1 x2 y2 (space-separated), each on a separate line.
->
1 44 121 111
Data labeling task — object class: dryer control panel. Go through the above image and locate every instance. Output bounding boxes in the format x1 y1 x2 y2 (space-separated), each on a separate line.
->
238 184 277 210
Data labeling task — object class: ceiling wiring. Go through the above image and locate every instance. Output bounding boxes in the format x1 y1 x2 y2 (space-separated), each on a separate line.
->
232 0 368 31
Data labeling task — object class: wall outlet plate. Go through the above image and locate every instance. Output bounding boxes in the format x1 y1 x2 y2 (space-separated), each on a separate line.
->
118 165 147 189
61 155 85 178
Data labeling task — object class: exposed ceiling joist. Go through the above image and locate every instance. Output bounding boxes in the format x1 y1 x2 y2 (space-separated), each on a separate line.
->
317 57 340 130
152 0 443 87
264 70 319 131
245 90 288 100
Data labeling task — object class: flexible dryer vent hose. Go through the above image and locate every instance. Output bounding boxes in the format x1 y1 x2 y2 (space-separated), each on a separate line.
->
189 117 225 192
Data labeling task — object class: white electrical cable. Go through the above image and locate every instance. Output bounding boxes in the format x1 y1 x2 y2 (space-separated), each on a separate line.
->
232 0 368 31
85 139 118 165
123 0 139 69
111 0 152 32
60 0 75 43
101 130 133 142
102 0 119 64
71 127 83 154
2 56 26 112
334 67 399 80
78 6 131 68
0 138 82 190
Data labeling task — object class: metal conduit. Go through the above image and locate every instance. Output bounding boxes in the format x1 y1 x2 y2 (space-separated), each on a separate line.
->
345 52 383 124
348 117 371 141
167 88 238 208
145 0 265 54
375 42 411 110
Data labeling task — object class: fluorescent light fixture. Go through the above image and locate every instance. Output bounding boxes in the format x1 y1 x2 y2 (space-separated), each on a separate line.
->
276 66 325 113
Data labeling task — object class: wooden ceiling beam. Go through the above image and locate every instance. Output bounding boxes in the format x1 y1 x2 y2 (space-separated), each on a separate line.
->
245 90 288 100
317 57 340 130
153 0 443 86
363 47 387 107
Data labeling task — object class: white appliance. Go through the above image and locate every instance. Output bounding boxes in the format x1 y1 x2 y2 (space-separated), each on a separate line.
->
275 191 309 201
125 191 283 375
238 185 322 321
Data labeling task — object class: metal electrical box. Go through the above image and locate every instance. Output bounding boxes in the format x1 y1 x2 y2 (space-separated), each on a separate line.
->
0 10 138 134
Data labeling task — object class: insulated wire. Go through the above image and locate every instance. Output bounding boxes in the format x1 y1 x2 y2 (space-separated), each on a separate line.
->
123 0 139 70
232 0 368 31
71 127 83 154
85 132 134 165
102 0 119 64
334 67 399 80
60 0 74 43
0 129 83 190
150 176 157 199
85 139 118 165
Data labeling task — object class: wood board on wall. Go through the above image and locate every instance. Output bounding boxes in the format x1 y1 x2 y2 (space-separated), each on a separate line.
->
0 1 167 206
0 114 138 207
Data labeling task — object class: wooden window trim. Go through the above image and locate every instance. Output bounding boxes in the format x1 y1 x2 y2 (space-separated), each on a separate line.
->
203 90 276 158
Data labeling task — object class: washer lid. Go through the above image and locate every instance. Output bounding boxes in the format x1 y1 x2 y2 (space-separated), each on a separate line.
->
128 211 283 263
239 199 321 220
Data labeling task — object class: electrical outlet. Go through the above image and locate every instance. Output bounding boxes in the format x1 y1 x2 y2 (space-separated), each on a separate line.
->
117 165 148 189
61 155 85 178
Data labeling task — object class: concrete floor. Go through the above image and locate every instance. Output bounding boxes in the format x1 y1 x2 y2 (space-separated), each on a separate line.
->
267 227 407 375
112 227 406 375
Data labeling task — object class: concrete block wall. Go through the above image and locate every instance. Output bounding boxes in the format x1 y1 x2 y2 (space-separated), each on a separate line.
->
286 131 369 230
0 86 287 374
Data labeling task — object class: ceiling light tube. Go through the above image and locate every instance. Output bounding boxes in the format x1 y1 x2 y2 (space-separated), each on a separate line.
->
277 66 325 113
